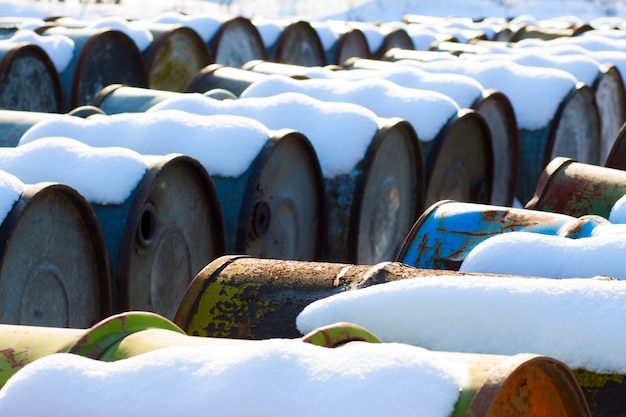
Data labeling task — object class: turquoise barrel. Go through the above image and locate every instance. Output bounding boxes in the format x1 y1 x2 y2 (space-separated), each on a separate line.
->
526 156 626 219
142 23 212 92
396 199 586 270
0 180 111 328
0 42 62 112
0 109 63 147
210 16 267 67
37 26 148 111
185 63 276 96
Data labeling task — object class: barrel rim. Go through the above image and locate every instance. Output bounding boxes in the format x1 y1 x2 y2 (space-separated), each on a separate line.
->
524 156 575 210
275 20 327 66
210 16 268 63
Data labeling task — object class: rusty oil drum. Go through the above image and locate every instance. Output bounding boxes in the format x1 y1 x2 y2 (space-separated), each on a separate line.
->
209 16 267 68
396 199 588 270
38 26 148 111
0 42 63 113
0 182 111 328
526 156 626 219
142 24 212 92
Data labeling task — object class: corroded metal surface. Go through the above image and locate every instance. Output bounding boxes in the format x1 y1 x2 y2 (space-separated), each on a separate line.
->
173 255 510 339
526 157 626 219
574 369 626 417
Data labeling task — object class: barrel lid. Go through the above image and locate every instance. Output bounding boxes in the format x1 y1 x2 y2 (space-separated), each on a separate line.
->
333 28 370 65
275 20 326 66
117 153 226 321
0 43 63 113
350 118 424 264
374 28 414 58
593 64 626 164
0 182 112 328
472 89 519 206
237 130 324 261
424 109 494 207
605 120 626 170
211 16 267 67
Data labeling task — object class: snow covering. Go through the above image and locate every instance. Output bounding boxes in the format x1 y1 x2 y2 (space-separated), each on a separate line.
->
19 110 270 178
241 74 459 141
0 340 461 417
610 194 626 223
296 273 626 374
460 51 601 87
0 137 148 205
148 92 379 178
85 16 153 51
459 231 626 280
0 170 25 224
396 58 578 130
1 29 74 73
150 12 226 42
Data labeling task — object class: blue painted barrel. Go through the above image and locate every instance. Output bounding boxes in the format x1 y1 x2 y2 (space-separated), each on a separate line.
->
0 181 111 327
396 199 582 270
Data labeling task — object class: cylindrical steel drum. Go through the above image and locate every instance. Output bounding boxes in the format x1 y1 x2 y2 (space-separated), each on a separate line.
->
185 63 272 96
324 118 423 264
396 199 583 270
374 28 415 58
273 20 326 66
517 83 600 204
317 26 370 65
508 23 593 42
0 109 63 147
472 89 519 206
89 154 226 318
92 83 180 114
174 255 498 339
38 26 148 111
211 129 324 260
209 16 267 68
0 42 62 112
526 156 626 219
593 64 626 164
143 24 212 92
423 108 493 207
605 121 626 170
0 181 111 328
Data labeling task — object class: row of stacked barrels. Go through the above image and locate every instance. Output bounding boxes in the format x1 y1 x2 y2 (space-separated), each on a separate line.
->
0 10 625 417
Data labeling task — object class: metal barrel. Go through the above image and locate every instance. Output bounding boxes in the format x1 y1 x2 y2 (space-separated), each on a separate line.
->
526 156 626 219
593 64 626 164
0 182 112 328
90 154 226 319
38 26 148 112
212 129 324 261
396 199 583 269
326 28 370 65
91 83 181 114
173 254 501 339
323 118 424 264
508 23 594 42
422 108 494 207
374 28 414 59
472 89 519 206
0 312 372 387
273 20 326 66
209 16 267 68
0 42 63 113
0 109 62 147
605 121 626 170
142 23 212 92
185 63 271 96
517 83 601 204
